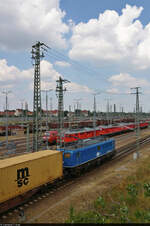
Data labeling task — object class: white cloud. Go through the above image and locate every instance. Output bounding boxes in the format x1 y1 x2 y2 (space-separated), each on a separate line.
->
0 58 91 94
40 77 92 93
68 19 75 28
40 60 92 93
108 73 150 88
1 84 14 89
106 88 119 94
69 4 150 70
54 61 71 67
41 81 55 90
40 60 91 93
41 60 61 80
0 0 69 50
0 59 18 81
0 59 33 82
67 82 92 93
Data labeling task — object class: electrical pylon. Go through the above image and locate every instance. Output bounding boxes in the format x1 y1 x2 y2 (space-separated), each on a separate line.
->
56 76 70 148
31 41 49 152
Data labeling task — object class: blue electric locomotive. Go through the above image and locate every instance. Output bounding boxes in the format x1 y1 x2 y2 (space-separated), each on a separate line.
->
59 137 116 176
0 137 115 214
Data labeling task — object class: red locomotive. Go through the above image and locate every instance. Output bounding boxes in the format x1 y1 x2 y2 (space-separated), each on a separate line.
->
43 130 58 144
43 122 148 145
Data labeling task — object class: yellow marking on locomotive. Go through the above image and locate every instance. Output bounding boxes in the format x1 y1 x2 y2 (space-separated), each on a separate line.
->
64 153 71 158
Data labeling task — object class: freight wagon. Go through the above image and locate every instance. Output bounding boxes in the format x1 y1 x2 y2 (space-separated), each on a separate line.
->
0 150 63 214
0 136 116 214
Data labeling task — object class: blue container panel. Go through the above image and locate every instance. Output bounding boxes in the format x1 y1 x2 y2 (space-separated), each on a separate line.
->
63 139 115 168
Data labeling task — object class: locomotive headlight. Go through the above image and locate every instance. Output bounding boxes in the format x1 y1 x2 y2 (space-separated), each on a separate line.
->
64 153 71 158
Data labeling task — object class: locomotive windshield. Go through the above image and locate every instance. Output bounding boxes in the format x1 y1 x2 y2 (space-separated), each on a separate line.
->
45 131 50 137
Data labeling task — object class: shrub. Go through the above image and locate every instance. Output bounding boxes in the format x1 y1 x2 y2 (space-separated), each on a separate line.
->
143 183 150 197
94 196 105 209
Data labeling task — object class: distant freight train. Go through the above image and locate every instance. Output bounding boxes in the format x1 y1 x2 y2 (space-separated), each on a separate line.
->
43 122 148 145
0 137 115 214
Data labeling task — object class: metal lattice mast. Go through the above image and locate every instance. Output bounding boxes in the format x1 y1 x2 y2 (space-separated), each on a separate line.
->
41 89 52 149
93 91 100 137
131 87 141 159
105 98 112 125
2 90 12 149
69 105 72 130
93 95 96 137
31 41 49 152
74 98 82 118
56 76 70 148
49 97 53 123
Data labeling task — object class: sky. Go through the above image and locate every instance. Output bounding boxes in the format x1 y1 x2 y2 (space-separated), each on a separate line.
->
0 0 150 112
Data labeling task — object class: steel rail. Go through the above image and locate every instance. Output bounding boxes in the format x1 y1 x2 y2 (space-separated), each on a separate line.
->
1 134 150 222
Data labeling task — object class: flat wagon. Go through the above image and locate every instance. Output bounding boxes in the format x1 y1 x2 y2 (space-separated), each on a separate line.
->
0 150 63 213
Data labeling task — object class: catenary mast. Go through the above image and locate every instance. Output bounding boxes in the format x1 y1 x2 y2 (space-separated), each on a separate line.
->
31 41 49 152
131 87 141 159
56 76 70 148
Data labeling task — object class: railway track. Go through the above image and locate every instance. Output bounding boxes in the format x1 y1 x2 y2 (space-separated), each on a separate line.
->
0 128 149 159
0 135 48 159
1 133 150 223
115 134 150 160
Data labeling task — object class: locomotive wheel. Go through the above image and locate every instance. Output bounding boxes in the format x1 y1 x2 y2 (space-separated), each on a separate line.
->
74 167 81 177
96 158 101 166
66 168 81 177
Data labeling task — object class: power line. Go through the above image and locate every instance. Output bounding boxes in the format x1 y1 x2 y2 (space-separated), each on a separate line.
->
49 48 96 74
44 48 102 79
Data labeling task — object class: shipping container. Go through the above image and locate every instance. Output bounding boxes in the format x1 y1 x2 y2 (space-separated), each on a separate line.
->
0 150 63 204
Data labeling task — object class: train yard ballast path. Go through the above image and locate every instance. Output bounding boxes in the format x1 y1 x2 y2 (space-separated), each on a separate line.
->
0 125 150 222
1 128 150 223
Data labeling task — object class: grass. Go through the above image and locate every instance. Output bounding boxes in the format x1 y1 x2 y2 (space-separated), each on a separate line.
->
66 154 150 223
